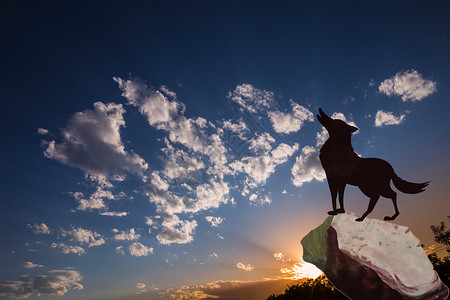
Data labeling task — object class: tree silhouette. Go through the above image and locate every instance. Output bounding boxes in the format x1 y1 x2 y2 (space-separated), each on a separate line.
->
266 275 347 300
428 216 450 287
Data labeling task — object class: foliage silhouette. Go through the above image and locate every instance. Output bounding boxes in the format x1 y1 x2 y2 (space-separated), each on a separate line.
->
428 216 450 287
266 275 347 300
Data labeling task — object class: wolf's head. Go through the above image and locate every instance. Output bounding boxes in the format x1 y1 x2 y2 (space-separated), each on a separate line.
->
317 108 358 141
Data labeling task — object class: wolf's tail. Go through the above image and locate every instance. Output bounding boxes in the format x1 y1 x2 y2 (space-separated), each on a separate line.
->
392 174 429 194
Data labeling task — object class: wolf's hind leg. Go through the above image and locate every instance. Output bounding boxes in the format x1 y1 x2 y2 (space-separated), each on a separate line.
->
355 195 380 222
383 192 399 221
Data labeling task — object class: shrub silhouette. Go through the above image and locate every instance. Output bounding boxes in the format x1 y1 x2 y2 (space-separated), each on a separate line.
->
266 275 347 300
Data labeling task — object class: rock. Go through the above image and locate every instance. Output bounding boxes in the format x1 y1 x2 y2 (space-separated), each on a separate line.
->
301 212 449 300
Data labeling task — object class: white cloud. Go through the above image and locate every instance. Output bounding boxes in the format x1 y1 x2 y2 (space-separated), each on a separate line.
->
22 262 43 269
236 262 253 271
291 145 326 187
115 246 124 255
59 227 105 247
70 187 115 212
43 102 148 181
205 216 224 227
248 132 275 154
99 211 128 217
129 242 153 257
227 83 274 114
268 100 314 134
0 269 83 298
136 283 146 289
145 216 155 227
374 110 406 127
161 141 205 183
146 177 230 217
27 223 52 235
231 143 299 187
112 228 140 241
249 193 271 206
50 243 86 255
379 69 437 102
272 252 290 262
282 190 287 194
37 128 49 135
156 215 197 245
114 77 183 126
222 118 248 138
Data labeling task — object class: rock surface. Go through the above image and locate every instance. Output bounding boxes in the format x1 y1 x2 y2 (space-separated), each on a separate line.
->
301 212 449 300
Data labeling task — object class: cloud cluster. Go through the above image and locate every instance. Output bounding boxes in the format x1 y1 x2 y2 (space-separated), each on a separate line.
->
27 223 52 235
236 262 254 271
379 69 437 102
374 110 406 127
272 252 290 263
50 243 86 255
156 215 198 245
0 269 83 298
129 243 153 257
112 228 140 241
268 100 314 134
22 262 43 269
59 227 105 247
231 142 299 190
43 102 148 182
228 84 314 134
205 216 224 227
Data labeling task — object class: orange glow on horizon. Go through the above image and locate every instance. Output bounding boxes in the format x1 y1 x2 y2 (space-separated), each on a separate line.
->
280 262 323 280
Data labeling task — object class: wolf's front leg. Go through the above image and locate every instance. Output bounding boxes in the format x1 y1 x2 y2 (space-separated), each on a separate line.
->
327 179 339 215
336 184 346 214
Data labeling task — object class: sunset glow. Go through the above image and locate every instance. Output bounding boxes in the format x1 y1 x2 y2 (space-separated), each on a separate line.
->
281 262 324 280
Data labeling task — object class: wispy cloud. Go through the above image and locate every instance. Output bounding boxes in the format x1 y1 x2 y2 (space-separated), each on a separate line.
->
22 262 43 269
27 223 52 235
268 100 314 134
205 216 224 227
236 262 254 271
374 110 406 127
36 128 49 135
50 243 86 255
128 243 153 257
59 226 105 247
112 228 140 241
379 69 437 102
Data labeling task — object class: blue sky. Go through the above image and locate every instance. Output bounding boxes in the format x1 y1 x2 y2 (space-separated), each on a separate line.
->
1 1 449 299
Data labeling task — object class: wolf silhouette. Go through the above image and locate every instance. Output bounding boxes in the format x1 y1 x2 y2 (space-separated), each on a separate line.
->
317 108 429 222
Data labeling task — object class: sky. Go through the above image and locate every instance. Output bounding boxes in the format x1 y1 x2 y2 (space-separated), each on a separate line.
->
1 1 450 299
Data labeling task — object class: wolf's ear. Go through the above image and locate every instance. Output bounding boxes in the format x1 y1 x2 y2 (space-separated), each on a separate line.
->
348 125 358 133
317 114 323 125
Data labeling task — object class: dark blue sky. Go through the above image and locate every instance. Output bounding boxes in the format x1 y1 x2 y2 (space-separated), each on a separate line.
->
1 1 449 299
